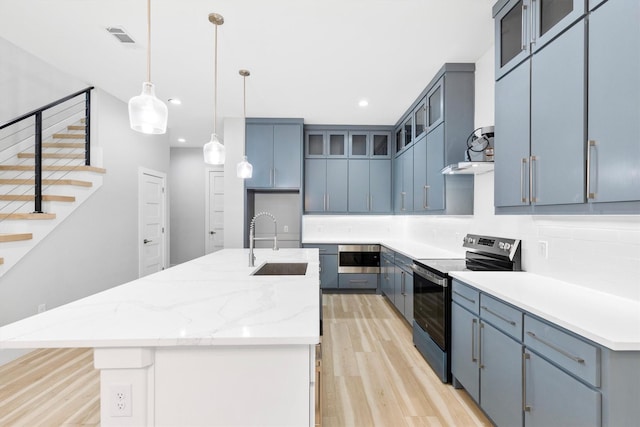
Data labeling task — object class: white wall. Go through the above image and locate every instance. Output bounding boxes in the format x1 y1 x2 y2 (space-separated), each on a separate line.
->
169 147 206 265
223 117 246 249
0 45 170 364
0 37 87 123
303 47 640 302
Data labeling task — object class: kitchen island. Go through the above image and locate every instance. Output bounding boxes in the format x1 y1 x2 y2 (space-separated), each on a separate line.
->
0 248 321 426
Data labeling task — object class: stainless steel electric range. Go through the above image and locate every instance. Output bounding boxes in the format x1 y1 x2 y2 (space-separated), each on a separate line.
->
411 234 522 383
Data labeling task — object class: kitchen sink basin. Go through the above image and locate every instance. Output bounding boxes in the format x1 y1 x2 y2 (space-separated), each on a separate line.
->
252 262 308 276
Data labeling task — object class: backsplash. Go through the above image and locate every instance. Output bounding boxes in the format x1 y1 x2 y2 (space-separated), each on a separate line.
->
303 172 640 301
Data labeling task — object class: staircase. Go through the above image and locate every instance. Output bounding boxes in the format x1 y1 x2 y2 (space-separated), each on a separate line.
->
0 117 105 275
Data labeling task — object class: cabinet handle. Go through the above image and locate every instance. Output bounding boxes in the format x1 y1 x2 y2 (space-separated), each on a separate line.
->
453 291 476 304
471 318 478 362
348 279 369 284
369 195 373 211
586 140 596 199
270 168 274 186
520 158 528 203
401 192 406 211
423 185 430 209
273 168 276 186
318 249 327 252
521 1 528 51
529 155 537 203
481 305 517 326
401 271 405 295
530 0 537 46
523 352 531 412
323 193 327 211
526 331 586 364
479 322 485 369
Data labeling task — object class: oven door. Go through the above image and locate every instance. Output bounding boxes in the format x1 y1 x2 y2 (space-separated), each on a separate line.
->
412 266 449 351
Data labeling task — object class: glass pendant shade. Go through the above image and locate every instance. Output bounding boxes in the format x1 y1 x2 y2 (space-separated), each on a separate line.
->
236 155 253 178
128 82 168 134
204 133 225 165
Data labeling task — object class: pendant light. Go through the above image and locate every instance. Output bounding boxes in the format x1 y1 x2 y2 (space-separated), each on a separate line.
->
203 13 225 165
236 69 253 178
128 0 168 134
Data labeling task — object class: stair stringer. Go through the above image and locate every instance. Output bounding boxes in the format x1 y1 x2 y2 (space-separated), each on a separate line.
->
0 170 103 277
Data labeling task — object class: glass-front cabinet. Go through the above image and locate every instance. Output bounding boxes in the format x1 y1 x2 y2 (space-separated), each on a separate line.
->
493 0 586 79
426 80 443 132
304 131 347 158
413 101 427 140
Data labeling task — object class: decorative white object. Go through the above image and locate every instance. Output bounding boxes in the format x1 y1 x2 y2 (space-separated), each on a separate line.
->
237 69 253 178
203 13 225 165
128 0 168 134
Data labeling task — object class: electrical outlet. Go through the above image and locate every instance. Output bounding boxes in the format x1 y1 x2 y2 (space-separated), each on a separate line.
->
283 225 289 233
538 241 548 259
110 384 132 417
37 304 46 313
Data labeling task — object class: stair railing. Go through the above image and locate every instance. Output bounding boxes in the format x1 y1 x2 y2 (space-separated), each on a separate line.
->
0 86 94 213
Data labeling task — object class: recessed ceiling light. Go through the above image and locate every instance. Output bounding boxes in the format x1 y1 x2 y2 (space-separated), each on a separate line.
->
358 99 369 107
168 98 182 105
177 138 186 143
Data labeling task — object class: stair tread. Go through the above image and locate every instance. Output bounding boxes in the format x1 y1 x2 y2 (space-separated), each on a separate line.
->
0 194 76 202
0 178 92 187
67 125 86 131
52 133 85 139
17 153 84 159
0 165 106 173
42 142 85 149
0 213 56 220
0 233 33 242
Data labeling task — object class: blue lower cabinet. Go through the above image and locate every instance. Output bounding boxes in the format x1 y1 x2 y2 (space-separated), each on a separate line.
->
319 255 338 290
524 351 601 427
380 255 395 303
338 273 377 290
480 322 523 427
451 302 480 402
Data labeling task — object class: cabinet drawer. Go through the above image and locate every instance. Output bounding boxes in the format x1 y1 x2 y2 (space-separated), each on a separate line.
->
303 244 338 255
338 273 378 289
394 252 413 272
480 294 523 341
524 315 600 387
452 280 479 314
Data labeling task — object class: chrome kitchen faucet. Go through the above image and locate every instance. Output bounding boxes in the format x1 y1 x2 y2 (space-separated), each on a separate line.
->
248 211 278 267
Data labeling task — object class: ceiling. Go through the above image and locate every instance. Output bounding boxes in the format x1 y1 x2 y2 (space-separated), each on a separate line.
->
0 0 495 147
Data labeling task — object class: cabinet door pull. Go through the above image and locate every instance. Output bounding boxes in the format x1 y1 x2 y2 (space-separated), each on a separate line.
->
318 249 327 252
526 331 585 364
326 194 330 211
529 155 537 203
523 352 531 412
586 140 596 199
530 0 537 45
270 168 274 187
401 192 406 211
481 305 516 326
323 193 327 211
479 322 485 369
348 279 369 284
520 157 528 203
453 291 476 304
521 1 528 51
471 318 478 362
423 185 430 209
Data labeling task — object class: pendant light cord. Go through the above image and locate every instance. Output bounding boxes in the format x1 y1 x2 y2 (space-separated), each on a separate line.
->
213 23 218 136
242 73 246 156
146 0 151 82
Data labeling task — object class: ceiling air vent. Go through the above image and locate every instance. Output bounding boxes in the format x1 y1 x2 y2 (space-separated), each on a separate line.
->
106 27 135 44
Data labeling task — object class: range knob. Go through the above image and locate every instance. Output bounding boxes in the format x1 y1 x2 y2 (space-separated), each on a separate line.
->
504 243 511 251
498 242 505 250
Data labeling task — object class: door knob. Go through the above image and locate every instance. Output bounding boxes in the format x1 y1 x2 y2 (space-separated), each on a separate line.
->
143 239 152 244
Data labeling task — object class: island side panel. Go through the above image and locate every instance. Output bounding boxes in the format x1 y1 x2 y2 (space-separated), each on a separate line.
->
153 345 313 426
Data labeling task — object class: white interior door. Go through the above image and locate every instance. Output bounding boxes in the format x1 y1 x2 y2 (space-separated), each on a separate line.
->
206 169 224 254
139 169 166 277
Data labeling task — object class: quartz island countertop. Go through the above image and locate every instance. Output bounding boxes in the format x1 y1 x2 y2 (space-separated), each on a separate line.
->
0 248 321 348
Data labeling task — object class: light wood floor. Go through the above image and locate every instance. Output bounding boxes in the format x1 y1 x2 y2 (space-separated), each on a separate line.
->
322 294 489 426
0 294 488 426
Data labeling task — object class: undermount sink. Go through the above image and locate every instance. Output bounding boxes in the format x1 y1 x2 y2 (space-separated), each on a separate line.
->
252 262 308 276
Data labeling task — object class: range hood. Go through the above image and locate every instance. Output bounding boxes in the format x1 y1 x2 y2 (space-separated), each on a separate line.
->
441 161 494 175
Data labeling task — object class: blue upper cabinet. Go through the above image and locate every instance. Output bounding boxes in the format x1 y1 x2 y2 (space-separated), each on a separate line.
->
245 119 303 190
494 0 639 213
304 130 347 158
493 0 586 80
587 0 640 204
426 80 444 133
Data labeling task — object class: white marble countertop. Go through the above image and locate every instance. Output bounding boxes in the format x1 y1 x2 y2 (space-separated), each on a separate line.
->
450 271 640 351
302 238 464 260
0 249 321 348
